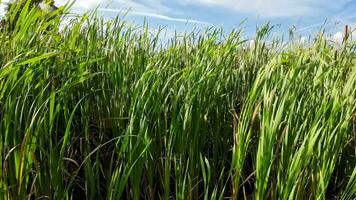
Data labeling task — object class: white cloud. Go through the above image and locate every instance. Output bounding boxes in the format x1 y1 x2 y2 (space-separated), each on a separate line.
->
332 31 344 44
0 7 5 17
55 0 210 25
113 0 155 13
181 0 352 17
1 0 107 16
248 39 255 48
296 23 325 32
331 25 356 43
56 0 172 14
0 0 10 17
99 8 211 25
56 0 107 9
299 37 307 44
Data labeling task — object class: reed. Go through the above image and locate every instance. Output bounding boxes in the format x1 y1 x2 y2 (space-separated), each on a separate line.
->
0 1 355 199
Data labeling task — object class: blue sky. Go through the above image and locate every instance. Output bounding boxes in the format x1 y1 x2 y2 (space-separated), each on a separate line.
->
71 0 355 38
1 0 356 38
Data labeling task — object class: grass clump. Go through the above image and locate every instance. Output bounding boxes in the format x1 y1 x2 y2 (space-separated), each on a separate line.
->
0 1 355 199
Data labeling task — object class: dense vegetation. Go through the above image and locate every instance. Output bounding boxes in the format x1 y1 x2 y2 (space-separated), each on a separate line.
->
0 1 355 199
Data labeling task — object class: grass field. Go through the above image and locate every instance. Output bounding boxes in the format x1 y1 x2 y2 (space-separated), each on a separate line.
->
0 2 355 199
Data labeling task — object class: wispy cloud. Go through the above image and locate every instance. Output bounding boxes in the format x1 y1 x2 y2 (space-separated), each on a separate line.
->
296 7 356 33
296 22 328 32
181 0 352 18
56 0 209 24
56 0 107 9
99 8 211 25
57 0 173 15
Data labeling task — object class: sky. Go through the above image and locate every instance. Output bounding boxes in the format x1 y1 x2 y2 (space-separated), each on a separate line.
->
1 0 356 40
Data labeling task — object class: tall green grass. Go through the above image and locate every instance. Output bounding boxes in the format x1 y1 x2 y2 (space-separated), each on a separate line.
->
0 2 355 199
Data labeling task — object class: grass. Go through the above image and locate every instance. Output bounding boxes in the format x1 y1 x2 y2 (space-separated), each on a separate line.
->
0 1 355 199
